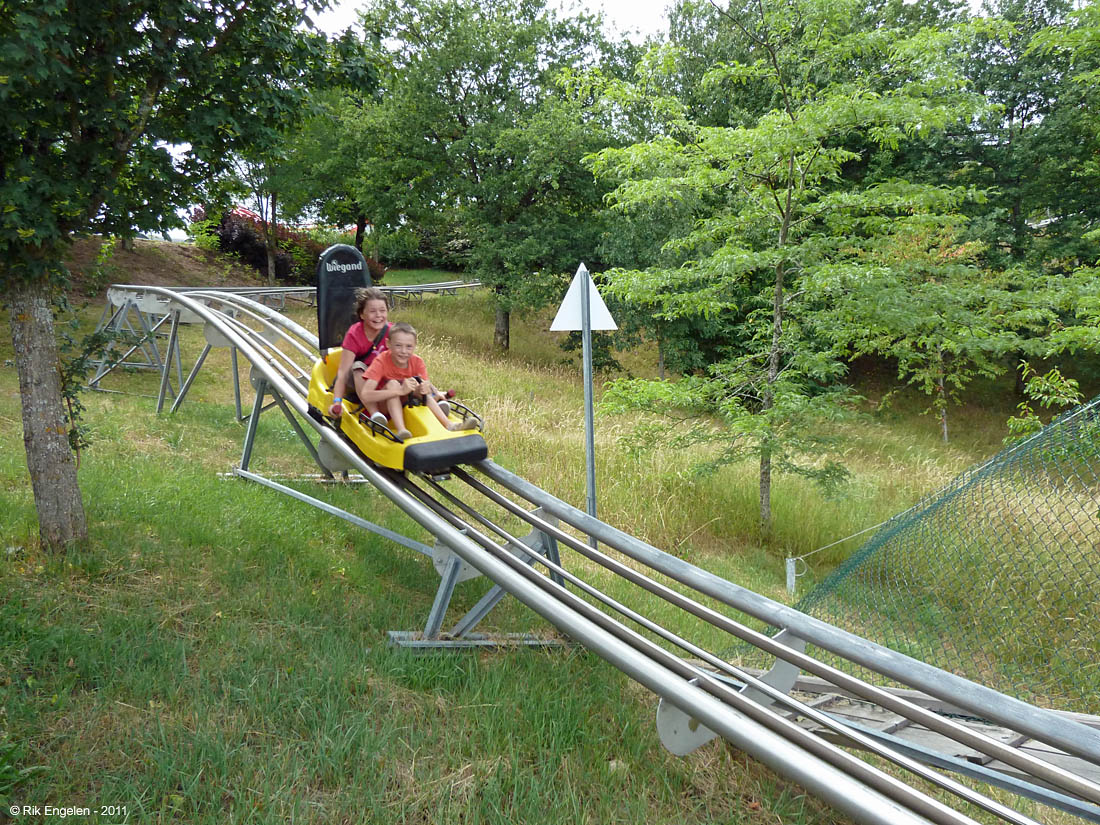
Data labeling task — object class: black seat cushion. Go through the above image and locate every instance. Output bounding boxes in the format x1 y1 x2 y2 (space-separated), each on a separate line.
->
403 435 488 472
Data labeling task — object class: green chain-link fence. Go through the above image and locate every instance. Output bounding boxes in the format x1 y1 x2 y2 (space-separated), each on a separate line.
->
791 396 1100 714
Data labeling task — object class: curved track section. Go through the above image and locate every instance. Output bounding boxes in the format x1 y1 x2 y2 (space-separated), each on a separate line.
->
113 287 1100 825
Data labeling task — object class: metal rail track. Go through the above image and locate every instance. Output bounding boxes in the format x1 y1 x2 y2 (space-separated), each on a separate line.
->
99 286 1100 825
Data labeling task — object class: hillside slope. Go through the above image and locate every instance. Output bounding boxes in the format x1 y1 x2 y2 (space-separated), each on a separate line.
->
64 236 268 296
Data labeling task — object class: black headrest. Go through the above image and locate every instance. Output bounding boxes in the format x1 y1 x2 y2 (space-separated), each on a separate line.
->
316 244 369 352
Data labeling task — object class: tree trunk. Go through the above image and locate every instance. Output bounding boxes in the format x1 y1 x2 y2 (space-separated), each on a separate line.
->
759 450 772 531
494 306 510 350
354 214 368 252
938 377 949 443
9 279 87 550
1014 357 1027 398
264 192 278 286
936 348 949 443
759 172 791 534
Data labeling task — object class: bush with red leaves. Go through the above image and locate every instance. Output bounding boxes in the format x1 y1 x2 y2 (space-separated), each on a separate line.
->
208 209 386 284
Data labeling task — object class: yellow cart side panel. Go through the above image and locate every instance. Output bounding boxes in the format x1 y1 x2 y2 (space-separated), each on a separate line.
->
307 350 483 471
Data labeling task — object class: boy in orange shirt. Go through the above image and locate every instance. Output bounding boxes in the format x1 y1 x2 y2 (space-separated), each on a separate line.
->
358 322 476 440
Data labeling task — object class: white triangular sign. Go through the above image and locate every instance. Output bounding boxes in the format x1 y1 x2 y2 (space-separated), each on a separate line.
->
550 264 617 331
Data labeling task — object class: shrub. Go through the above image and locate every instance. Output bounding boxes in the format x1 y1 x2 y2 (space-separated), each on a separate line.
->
215 211 295 281
204 208 387 285
365 255 387 282
302 226 357 249
187 218 222 252
376 226 424 267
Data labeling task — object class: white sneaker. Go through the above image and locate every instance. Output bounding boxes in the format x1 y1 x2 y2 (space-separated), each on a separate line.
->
396 428 412 440
449 417 479 431
438 400 451 417
370 411 387 426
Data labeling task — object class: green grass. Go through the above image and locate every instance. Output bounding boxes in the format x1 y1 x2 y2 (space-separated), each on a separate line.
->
381 268 465 286
0 275 1077 824
0 451 845 823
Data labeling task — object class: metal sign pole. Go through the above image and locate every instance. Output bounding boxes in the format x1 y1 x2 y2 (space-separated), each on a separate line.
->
579 263 598 548
550 262 618 551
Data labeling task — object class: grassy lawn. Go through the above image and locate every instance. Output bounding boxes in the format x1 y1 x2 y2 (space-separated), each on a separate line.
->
0 272 1072 824
381 268 466 287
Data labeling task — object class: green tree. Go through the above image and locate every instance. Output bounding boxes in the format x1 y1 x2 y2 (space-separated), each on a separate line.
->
961 0 1092 270
1 0 333 549
666 0 767 127
591 0 982 530
1024 2 1100 362
462 94 615 347
232 153 287 285
279 92 374 252
268 34 382 253
867 1 1100 275
809 226 1041 442
357 0 615 348
857 1 1100 401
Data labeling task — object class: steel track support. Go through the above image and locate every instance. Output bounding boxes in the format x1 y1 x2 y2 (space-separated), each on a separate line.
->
448 509 561 637
88 302 128 387
233 468 434 556
155 310 181 413
89 300 172 388
92 298 114 335
172 314 184 389
231 347 244 420
170 343 212 414
657 628 807 755
424 555 463 639
239 371 288 471
240 376 266 471
234 459 552 650
232 462 542 650
266 383 327 475
134 306 168 374
542 517 564 588
448 587 508 639
389 500 568 652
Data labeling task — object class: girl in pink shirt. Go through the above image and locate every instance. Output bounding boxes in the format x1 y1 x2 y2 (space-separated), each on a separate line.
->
329 287 389 419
